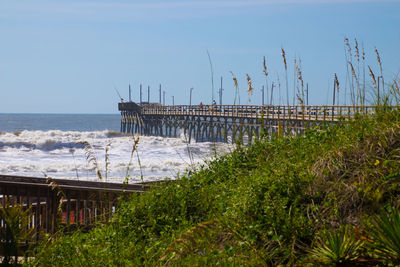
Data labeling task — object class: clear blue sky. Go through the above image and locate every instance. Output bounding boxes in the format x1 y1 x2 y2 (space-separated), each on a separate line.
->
1 0 399 114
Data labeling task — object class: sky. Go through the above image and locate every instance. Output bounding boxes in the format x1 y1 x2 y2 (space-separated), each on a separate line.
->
0 0 399 114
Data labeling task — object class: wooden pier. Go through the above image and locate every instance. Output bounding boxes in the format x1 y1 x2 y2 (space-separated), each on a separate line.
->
119 103 376 143
0 175 153 255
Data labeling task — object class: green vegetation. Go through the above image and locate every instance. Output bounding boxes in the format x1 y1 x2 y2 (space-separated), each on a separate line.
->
22 105 400 266
0 198 34 265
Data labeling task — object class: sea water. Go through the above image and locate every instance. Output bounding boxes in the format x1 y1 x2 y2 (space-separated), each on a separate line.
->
0 114 231 183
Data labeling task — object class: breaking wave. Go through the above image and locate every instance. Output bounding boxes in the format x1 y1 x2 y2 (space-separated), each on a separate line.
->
0 130 232 183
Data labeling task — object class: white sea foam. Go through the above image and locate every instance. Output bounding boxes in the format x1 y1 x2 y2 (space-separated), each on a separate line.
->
0 130 232 183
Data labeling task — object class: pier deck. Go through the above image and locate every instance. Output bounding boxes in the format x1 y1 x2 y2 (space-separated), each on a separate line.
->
119 103 376 143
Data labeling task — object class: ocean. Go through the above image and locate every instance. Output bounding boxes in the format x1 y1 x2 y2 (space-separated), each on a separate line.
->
0 114 231 183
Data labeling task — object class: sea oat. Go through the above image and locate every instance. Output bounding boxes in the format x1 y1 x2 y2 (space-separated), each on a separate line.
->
230 71 238 88
344 37 352 58
281 48 287 70
105 142 111 180
46 176 65 213
375 46 383 75
334 73 340 92
230 71 240 105
79 141 103 180
246 74 253 94
354 38 360 63
368 66 377 88
281 47 289 105
124 136 140 182
362 43 365 61
297 63 304 90
333 73 340 106
349 61 359 84
394 80 399 93
263 56 268 78
393 79 400 101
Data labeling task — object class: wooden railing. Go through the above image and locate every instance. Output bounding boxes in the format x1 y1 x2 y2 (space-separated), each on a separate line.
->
0 175 154 255
124 104 376 121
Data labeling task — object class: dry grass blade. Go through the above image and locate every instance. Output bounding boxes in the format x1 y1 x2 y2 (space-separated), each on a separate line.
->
206 49 215 102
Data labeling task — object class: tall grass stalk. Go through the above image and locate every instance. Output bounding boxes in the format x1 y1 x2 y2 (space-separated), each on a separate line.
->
80 141 103 180
230 71 240 106
344 37 354 105
207 49 215 103
334 73 340 106
296 57 305 105
368 65 379 105
246 74 253 104
70 148 79 181
125 136 141 183
263 56 269 106
355 38 362 105
362 42 366 105
294 57 297 105
105 142 111 182
281 47 289 105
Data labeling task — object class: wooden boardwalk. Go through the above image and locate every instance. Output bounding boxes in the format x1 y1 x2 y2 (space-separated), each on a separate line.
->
0 175 154 255
119 103 376 143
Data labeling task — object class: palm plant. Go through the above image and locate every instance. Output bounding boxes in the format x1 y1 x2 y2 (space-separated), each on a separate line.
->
367 208 400 264
308 225 363 266
0 198 34 265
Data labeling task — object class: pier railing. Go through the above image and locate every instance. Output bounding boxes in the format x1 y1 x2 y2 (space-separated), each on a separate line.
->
119 103 379 143
138 104 376 121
